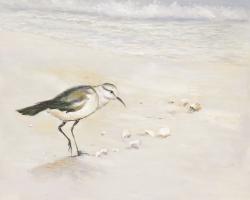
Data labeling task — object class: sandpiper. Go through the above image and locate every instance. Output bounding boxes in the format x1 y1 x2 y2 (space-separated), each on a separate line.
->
17 83 126 156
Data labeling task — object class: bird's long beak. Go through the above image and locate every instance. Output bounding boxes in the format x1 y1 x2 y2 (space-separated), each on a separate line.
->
116 96 126 107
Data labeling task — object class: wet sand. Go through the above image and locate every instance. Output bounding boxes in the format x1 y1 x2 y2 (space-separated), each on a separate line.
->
0 31 249 200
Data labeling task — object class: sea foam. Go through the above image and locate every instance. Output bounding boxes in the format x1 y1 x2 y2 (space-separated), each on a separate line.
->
0 0 248 21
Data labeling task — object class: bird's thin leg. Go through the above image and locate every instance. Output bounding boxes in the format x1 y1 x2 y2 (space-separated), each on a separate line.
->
58 121 72 156
71 120 81 156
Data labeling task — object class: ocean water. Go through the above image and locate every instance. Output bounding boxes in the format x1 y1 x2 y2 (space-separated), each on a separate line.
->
0 0 249 66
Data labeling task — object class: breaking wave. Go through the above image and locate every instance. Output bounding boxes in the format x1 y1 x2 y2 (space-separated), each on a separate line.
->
0 0 249 21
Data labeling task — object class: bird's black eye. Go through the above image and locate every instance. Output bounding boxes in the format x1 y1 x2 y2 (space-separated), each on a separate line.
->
110 91 114 94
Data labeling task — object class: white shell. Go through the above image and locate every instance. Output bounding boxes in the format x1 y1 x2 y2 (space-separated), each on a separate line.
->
28 124 33 128
157 127 171 138
95 151 102 157
129 140 141 149
188 103 202 112
100 148 108 155
95 148 109 157
144 129 156 137
122 129 132 139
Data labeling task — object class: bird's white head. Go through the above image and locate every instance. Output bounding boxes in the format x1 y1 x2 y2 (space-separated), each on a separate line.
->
97 83 126 107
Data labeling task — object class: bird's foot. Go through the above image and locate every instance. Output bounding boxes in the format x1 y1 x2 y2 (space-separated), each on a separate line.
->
77 150 89 156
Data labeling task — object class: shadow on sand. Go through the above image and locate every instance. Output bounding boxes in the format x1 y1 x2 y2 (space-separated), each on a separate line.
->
31 156 103 181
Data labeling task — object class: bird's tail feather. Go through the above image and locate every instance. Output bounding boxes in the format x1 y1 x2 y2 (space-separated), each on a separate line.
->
17 100 53 116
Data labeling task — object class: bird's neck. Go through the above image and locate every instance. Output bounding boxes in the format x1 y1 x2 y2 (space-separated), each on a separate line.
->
94 86 110 108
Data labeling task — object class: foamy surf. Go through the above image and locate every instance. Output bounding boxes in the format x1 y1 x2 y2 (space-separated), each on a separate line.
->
0 0 249 63
0 1 249 21
85 1 249 21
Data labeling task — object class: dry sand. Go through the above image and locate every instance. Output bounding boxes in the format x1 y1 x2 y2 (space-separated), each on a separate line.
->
0 31 250 200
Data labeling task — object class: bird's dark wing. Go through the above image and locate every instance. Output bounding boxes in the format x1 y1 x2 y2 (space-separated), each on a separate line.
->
49 85 95 112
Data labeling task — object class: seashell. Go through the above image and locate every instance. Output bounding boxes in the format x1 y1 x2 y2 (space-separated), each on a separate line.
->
95 151 102 157
188 103 202 112
144 129 156 137
129 140 141 149
95 148 108 157
157 127 171 138
28 124 33 128
100 148 108 155
122 129 131 139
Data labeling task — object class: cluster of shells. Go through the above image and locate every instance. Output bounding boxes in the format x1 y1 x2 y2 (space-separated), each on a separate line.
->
94 127 171 157
169 98 202 113
122 127 171 149
94 98 201 158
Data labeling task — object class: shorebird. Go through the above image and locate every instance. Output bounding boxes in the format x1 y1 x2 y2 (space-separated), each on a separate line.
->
17 83 126 156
